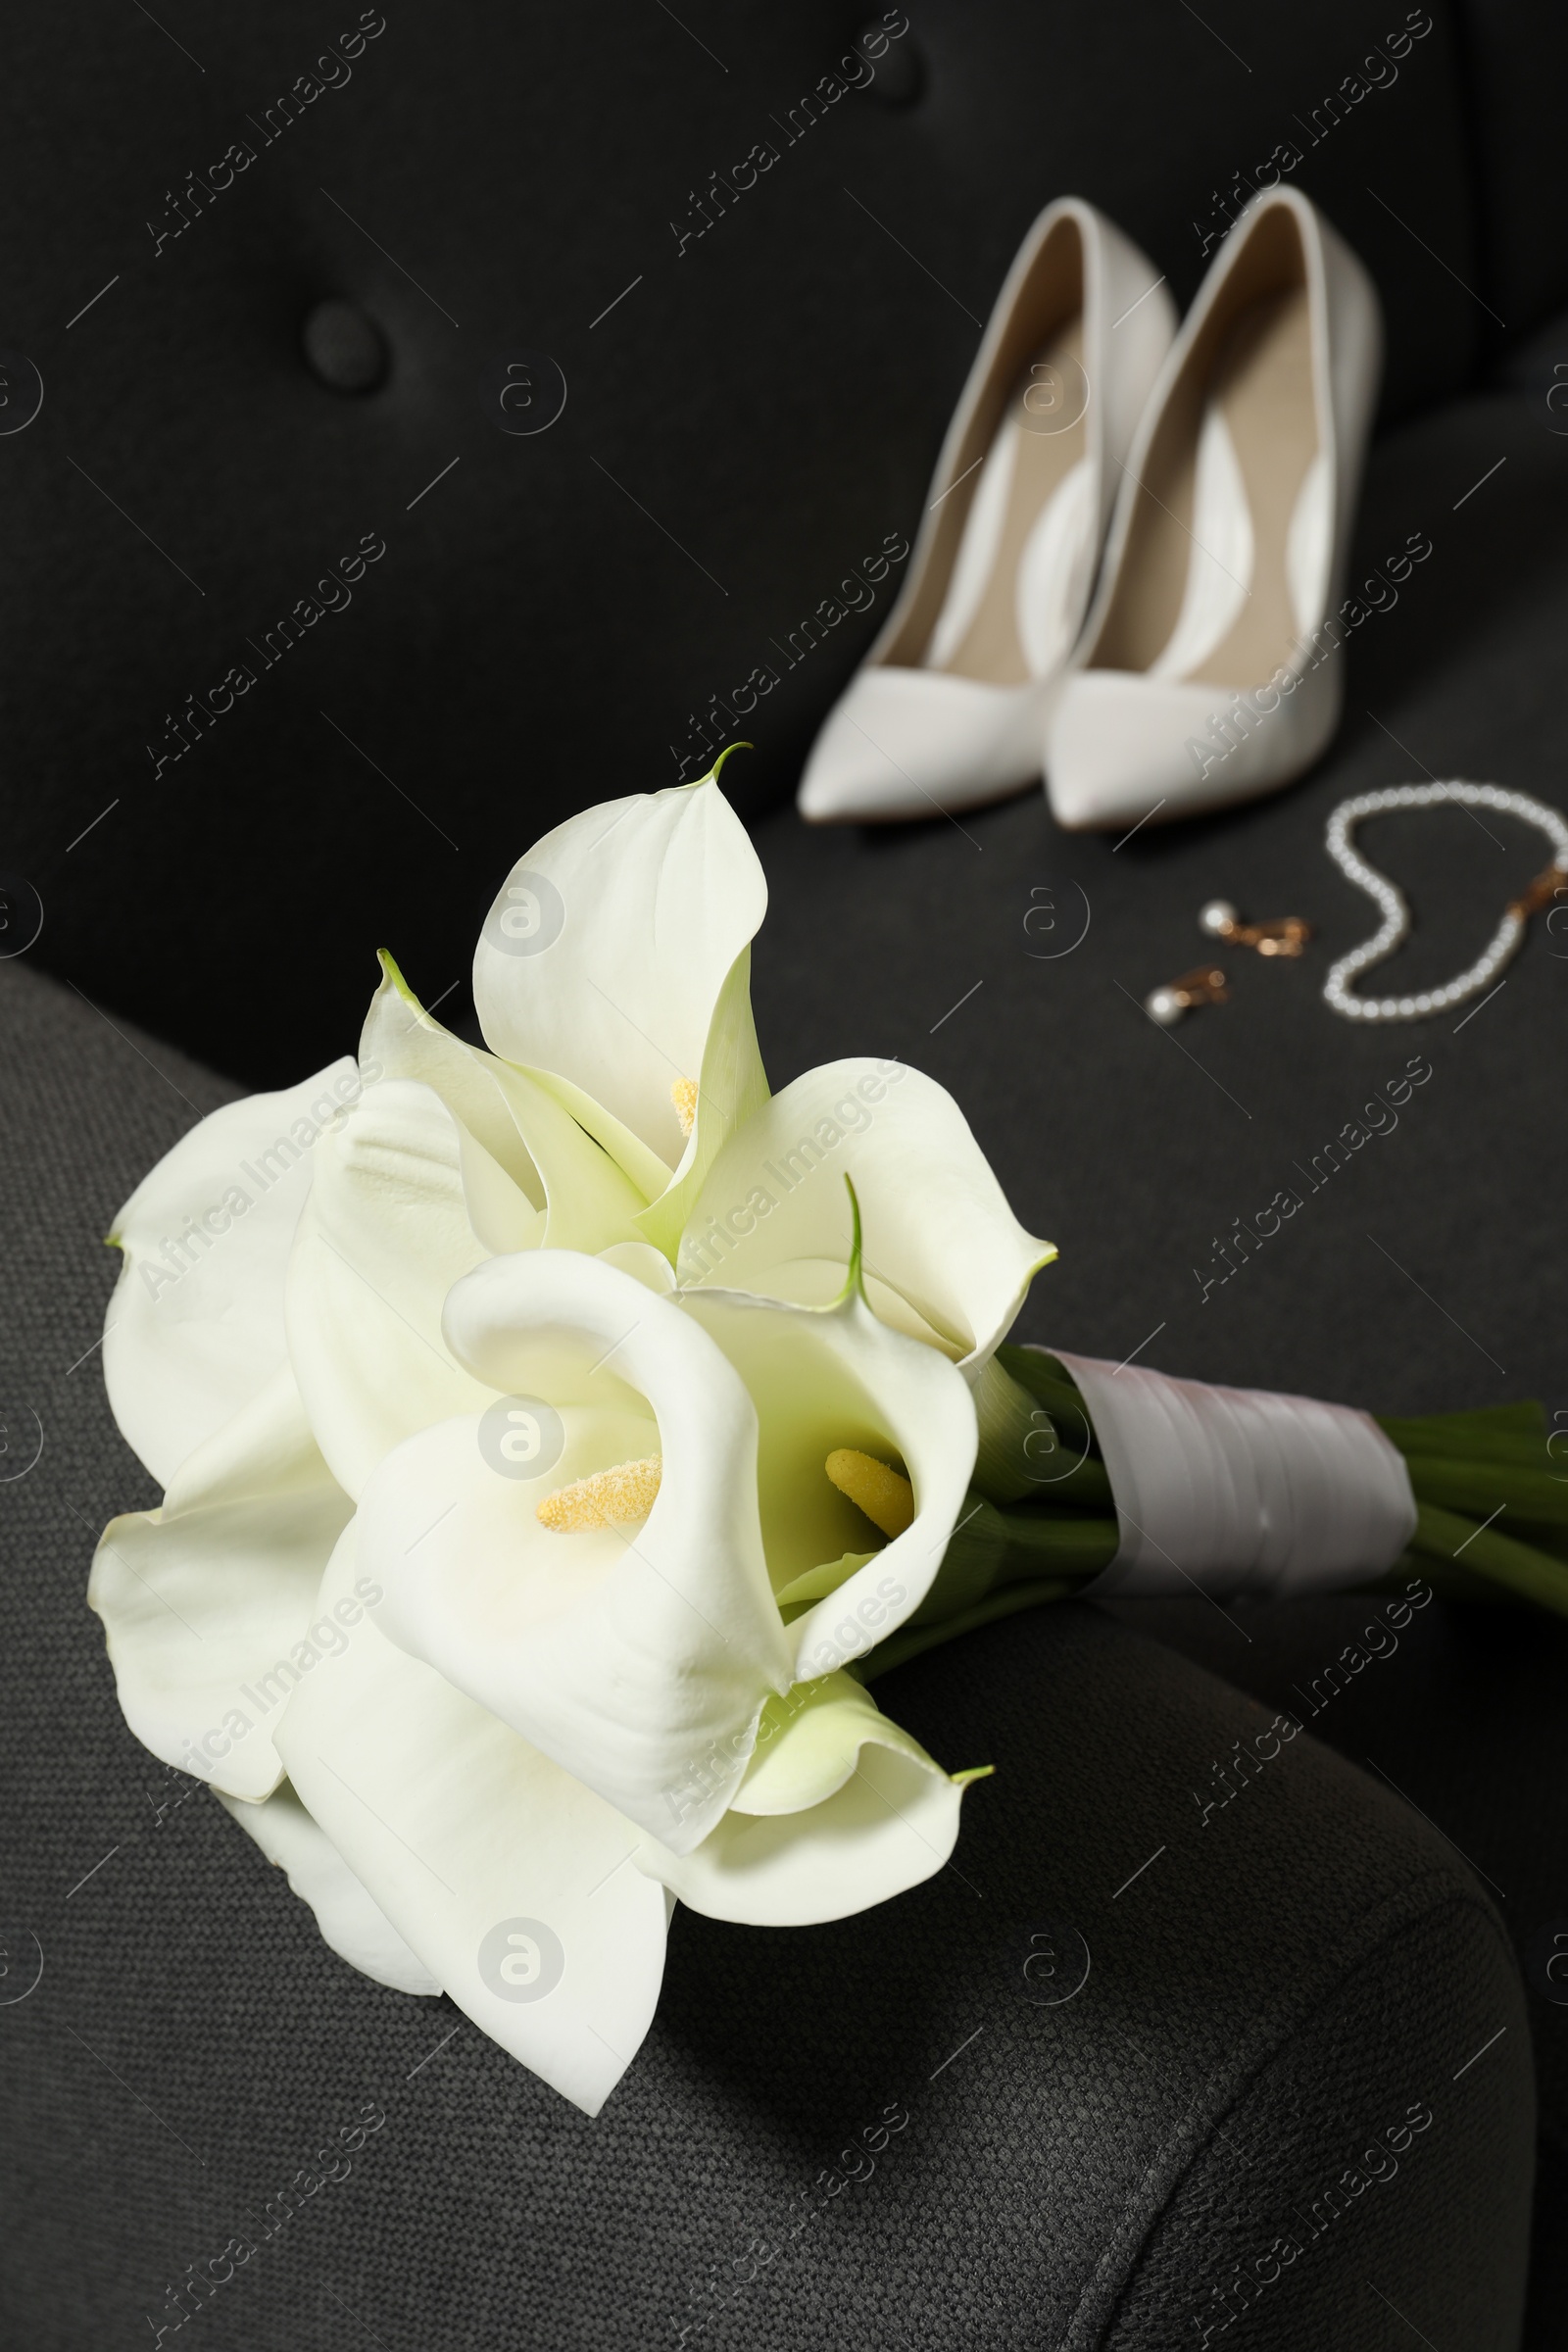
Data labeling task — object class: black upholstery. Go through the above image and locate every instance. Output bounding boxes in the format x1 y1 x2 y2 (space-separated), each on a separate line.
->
0 0 1494 1085
3 3 1564 2342
1101 1592 1568 2351
1447 0 1568 341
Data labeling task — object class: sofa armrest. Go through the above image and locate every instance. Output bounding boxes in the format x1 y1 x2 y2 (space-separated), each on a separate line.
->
0 959 1533 2349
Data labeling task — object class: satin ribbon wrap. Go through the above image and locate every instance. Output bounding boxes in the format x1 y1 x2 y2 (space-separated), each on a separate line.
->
1051 1351 1418 1598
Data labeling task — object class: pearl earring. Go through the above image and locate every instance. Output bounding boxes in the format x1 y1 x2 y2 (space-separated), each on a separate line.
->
1144 965 1229 1026
1198 900 1311 956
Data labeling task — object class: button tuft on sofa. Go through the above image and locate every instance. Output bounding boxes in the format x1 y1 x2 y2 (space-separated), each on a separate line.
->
301 296 390 395
858 18 923 104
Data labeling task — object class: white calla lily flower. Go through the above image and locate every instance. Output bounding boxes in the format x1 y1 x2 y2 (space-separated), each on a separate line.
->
674 1267 978 1681
635 1671 987 1928
285 1077 501 1500
361 952 649 1250
677 1057 1054 1372
472 765 769 1205
274 1526 670 2117
103 1057 363 1487
363 1250 794 1851
88 1367 353 1802
90 759 1042 2114
216 1781 442 1998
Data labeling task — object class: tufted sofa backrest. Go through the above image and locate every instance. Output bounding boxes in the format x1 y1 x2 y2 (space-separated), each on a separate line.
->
0 1 1497 1082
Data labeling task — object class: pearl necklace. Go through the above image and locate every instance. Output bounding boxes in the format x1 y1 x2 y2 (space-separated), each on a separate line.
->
1323 781 1568 1022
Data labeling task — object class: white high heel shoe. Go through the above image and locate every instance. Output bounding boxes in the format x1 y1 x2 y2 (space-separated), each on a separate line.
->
797 197 1175 824
1046 187 1383 833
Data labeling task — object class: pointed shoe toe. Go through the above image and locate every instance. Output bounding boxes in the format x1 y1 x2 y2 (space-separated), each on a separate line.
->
1047 661 1342 832
797 667 1056 823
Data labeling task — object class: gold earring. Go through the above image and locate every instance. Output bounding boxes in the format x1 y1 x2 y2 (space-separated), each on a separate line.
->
1144 965 1228 1026
1199 899 1311 956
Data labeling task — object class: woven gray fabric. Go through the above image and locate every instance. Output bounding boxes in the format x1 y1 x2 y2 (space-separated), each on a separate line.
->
1105 1893 1531 2348
1102 1589 1568 2349
0 956 1533 2346
1099 1594 1568 2143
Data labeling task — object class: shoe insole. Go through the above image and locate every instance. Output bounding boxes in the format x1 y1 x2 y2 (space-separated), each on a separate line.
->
1156 288 1321 688
924 316 1093 687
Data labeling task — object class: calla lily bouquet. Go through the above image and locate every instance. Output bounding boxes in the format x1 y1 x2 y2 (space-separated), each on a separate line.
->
90 758 1568 2113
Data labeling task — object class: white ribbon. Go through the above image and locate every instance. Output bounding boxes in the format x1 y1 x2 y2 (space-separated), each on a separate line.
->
1050 1350 1417 1599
